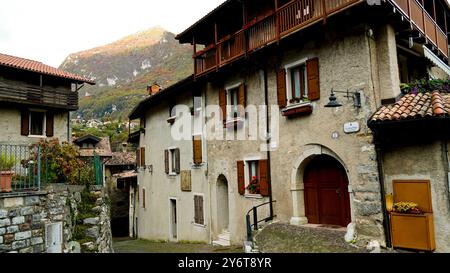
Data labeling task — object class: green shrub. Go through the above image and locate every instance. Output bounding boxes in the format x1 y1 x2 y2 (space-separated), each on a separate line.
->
1 152 16 171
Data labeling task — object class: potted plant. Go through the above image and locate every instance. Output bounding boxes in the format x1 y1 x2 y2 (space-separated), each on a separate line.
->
246 176 260 194
1 152 16 192
392 201 423 214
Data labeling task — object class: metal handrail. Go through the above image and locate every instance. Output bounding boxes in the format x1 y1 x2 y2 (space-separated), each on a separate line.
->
246 200 276 242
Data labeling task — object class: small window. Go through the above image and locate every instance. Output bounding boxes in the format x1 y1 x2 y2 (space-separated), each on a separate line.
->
170 149 177 173
246 160 260 195
117 180 125 189
30 111 45 136
227 87 239 119
142 188 146 209
194 195 204 225
289 63 308 103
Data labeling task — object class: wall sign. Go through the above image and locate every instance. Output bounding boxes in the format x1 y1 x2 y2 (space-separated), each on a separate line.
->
181 170 192 192
344 122 360 134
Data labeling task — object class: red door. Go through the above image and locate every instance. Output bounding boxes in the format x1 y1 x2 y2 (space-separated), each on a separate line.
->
304 155 351 227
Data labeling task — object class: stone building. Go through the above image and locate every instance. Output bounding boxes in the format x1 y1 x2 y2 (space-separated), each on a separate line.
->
129 76 212 243
129 0 450 251
171 0 450 248
0 53 94 145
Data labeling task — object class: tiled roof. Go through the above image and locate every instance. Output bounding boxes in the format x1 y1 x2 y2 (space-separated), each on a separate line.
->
371 91 450 122
106 152 136 166
0 53 95 84
75 137 113 157
113 170 137 179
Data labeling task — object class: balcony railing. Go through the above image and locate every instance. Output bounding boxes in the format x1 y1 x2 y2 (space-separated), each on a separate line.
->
390 0 448 58
194 0 361 76
0 80 78 110
0 144 41 195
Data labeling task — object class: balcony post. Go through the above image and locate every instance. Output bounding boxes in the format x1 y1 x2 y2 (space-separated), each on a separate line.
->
322 0 327 24
193 36 197 77
37 145 41 191
215 22 219 70
275 0 280 44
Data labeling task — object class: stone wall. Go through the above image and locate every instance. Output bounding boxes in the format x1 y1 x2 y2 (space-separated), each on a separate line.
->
0 184 113 253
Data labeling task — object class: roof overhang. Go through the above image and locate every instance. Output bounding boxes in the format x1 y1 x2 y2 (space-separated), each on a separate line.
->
423 46 450 76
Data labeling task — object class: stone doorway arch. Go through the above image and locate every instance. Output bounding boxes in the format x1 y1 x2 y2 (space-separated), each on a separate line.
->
216 174 229 233
290 144 350 226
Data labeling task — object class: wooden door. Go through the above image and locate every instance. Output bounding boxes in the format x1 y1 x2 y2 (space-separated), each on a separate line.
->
304 155 351 227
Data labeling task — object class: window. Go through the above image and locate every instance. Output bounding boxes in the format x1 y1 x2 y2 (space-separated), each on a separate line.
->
30 111 45 136
194 195 204 225
277 58 319 114
21 109 54 137
219 83 246 124
227 86 239 119
246 161 260 195
237 159 269 197
165 148 180 175
142 188 146 209
289 64 308 102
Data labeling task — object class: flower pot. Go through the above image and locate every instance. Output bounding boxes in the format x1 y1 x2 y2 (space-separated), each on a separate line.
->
0 170 14 192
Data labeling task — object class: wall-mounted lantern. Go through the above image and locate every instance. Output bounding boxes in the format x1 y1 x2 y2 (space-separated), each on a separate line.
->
324 89 361 108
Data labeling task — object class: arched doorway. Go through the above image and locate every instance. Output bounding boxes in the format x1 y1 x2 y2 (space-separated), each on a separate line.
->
303 155 351 227
216 175 229 233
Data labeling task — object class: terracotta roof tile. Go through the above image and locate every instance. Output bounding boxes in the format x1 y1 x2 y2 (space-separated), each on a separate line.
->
0 52 95 84
371 91 450 123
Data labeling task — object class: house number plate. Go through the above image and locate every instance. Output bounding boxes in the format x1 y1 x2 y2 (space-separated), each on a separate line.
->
344 122 360 134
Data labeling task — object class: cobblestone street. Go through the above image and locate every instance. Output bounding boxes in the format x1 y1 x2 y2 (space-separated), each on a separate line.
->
113 238 243 253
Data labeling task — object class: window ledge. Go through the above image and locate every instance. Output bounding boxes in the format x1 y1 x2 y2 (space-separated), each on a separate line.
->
282 102 312 117
28 135 46 138
224 117 244 129
193 223 206 228
167 116 176 124
244 193 263 199
168 173 178 178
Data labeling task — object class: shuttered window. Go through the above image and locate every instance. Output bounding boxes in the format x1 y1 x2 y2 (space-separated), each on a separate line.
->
46 112 54 137
194 195 204 225
166 148 180 175
306 58 320 101
192 136 202 165
136 149 141 167
140 147 145 166
21 110 30 136
237 161 245 195
142 188 146 209
279 57 320 108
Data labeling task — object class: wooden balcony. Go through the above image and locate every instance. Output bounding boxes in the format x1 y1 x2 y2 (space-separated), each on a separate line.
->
390 0 448 58
193 0 362 77
0 80 78 110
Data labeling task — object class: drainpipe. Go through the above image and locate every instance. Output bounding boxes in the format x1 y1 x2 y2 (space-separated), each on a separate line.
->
263 67 274 219
374 131 392 248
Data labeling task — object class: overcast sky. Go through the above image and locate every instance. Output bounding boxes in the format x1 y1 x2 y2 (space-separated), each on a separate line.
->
0 0 225 67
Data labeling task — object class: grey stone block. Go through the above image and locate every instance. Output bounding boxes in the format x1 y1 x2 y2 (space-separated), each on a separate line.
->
0 228 5 235
33 244 44 253
8 208 20 217
0 218 11 227
0 209 7 219
15 231 31 240
12 216 25 225
25 196 40 206
356 202 382 216
86 226 99 238
0 236 3 244
7 225 19 234
83 217 99 225
31 237 43 246
0 244 11 252
12 240 27 250
20 206 34 216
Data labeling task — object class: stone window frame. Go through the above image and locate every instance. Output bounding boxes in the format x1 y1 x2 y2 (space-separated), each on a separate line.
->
243 155 264 199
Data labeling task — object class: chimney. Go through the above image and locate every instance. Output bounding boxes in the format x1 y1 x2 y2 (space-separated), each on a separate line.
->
122 142 128 153
147 82 162 96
